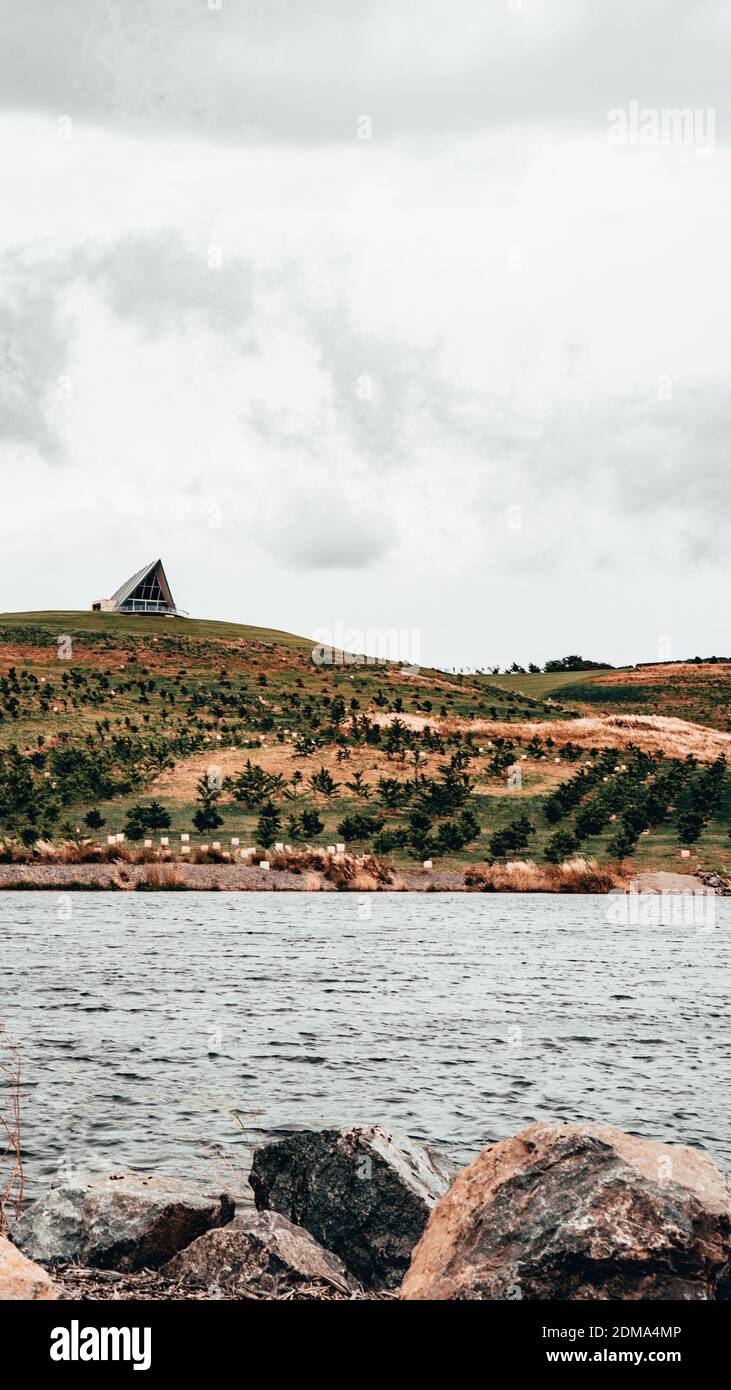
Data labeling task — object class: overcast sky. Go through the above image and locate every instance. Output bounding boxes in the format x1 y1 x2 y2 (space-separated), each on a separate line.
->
1 0 729 669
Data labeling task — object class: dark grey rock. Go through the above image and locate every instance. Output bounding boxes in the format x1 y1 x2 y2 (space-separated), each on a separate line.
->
249 1124 453 1288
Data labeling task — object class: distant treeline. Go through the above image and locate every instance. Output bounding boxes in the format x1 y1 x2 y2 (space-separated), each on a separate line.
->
500 655 614 676
504 654 730 676
634 656 731 668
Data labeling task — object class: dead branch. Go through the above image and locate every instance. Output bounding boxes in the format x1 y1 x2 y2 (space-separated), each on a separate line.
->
0 1023 24 1232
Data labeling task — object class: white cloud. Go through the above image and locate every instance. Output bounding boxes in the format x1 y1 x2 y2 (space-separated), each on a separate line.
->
0 6 729 666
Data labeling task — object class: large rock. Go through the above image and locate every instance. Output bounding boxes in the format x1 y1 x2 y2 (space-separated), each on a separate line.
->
0 1233 62 1300
163 1209 358 1297
13 1171 234 1272
249 1125 453 1288
401 1121 731 1300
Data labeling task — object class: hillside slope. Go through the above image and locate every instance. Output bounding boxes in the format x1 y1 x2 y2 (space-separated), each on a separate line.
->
0 614 728 877
487 662 731 731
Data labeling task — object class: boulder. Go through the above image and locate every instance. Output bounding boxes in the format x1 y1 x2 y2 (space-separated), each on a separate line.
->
0 1233 62 1300
401 1120 731 1300
162 1209 358 1297
249 1125 453 1288
13 1171 234 1272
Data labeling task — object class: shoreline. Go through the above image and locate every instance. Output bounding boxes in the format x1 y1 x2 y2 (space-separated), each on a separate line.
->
6 1120 731 1303
0 861 721 894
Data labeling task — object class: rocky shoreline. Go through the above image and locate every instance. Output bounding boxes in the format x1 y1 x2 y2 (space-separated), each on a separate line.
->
0 860 465 892
0 860 725 894
2 1121 730 1301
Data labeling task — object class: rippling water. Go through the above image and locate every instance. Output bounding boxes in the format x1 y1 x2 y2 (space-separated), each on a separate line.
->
1 892 729 1196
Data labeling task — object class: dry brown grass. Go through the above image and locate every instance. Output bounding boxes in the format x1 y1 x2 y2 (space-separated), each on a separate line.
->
148 739 446 803
324 853 392 890
368 711 435 732
266 848 392 889
189 846 232 864
589 661 731 687
364 703 731 766
455 714 731 763
463 857 620 893
62 842 134 864
137 864 186 890
0 841 185 867
0 842 31 864
348 870 383 891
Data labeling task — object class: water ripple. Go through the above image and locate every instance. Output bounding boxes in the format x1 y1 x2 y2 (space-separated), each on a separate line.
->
1 892 729 1195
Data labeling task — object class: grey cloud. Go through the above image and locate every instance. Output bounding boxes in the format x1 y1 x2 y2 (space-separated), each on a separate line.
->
0 255 73 458
0 0 729 144
86 233 253 336
602 391 731 530
0 232 254 457
246 296 457 473
458 383 731 582
267 486 398 569
0 231 459 491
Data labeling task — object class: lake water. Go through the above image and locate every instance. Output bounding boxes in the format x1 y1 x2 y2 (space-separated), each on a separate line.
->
1 892 729 1199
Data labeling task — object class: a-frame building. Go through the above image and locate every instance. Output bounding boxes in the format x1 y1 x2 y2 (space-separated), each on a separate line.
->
92 559 183 617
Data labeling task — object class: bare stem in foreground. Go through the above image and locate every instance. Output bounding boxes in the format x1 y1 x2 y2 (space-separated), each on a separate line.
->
0 1024 24 1232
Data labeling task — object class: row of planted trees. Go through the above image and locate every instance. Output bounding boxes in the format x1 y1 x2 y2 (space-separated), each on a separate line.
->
173 752 483 859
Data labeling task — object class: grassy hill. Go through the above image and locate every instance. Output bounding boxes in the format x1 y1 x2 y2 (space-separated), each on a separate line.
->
487 663 731 732
0 610 313 648
0 612 729 876
479 668 608 699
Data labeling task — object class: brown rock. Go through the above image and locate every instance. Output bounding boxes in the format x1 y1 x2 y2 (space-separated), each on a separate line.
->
162 1210 358 1297
0 1233 61 1300
401 1121 731 1300
13 1171 234 1272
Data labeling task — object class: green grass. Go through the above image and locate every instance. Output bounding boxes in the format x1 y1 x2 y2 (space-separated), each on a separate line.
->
0 610 313 649
480 669 618 700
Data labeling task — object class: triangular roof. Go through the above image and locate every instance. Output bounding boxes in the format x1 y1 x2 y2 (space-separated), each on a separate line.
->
110 559 176 611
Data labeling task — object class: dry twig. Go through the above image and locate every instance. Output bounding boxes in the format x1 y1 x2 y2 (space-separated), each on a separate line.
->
0 1023 24 1232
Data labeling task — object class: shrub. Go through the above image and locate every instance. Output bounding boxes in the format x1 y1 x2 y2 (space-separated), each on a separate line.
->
606 828 638 860
372 827 410 854
544 829 579 863
336 812 384 841
300 809 324 838
257 800 282 847
487 814 535 861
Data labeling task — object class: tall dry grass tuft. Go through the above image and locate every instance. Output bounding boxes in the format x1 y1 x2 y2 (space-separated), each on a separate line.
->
348 869 382 892
267 848 393 889
0 1024 23 1233
61 843 133 864
189 846 230 864
322 853 392 890
0 841 135 866
464 857 619 894
136 864 186 891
